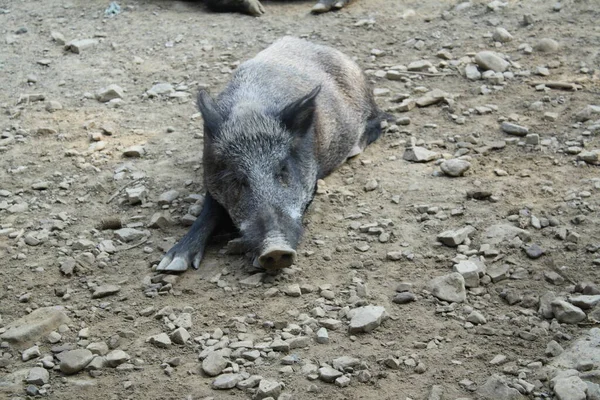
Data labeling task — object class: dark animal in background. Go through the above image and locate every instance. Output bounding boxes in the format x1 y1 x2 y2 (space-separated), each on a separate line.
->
204 0 355 16
158 36 389 272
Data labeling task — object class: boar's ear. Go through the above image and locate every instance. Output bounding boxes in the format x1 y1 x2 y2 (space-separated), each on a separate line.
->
280 85 321 134
197 90 224 139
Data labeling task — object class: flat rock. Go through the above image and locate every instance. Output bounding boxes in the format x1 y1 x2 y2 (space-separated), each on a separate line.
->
440 159 471 177
348 305 388 333
57 349 94 375
202 351 229 377
475 51 510 72
122 145 145 158
403 146 440 163
92 285 121 299
0 306 70 348
569 295 600 310
333 356 360 371
477 374 526 400
416 89 448 107
428 273 466 303
482 224 529 245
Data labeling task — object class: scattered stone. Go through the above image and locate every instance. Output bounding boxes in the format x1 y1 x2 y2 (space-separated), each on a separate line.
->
477 374 526 400
467 311 486 324
393 292 416 304
92 284 121 299
407 60 432 71
105 350 130 367
545 340 564 357
525 244 545 259
212 373 242 389
501 122 529 136
0 306 70 347
57 349 94 374
544 271 565 285
318 366 343 383
26 367 49 385
22 345 41 361
66 38 98 53
254 380 282 400
437 226 475 247
403 146 440 163
535 38 559 53
158 190 179 205
428 273 466 303
122 145 145 157
552 300 586 324
147 82 174 97
316 327 329 344
465 64 482 80
348 306 388 333
147 333 171 348
202 351 228 377
553 376 587 400
96 84 124 103
475 51 510 72
170 327 190 344
416 89 448 107
440 159 471 177
114 228 145 243
492 27 513 42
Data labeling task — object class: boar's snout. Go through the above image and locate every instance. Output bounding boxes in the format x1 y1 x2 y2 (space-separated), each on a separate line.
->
258 246 296 270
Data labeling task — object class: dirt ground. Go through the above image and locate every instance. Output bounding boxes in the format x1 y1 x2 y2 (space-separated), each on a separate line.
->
1 0 600 399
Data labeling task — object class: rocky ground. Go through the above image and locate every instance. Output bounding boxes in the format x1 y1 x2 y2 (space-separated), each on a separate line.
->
1 0 600 399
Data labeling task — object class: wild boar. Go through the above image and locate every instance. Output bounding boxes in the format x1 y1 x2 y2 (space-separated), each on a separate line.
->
158 36 389 272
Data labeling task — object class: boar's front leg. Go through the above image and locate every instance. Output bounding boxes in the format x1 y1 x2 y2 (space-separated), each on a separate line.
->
311 0 352 14
157 193 226 272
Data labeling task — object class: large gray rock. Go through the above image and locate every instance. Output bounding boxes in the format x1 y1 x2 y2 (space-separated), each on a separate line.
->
551 328 600 370
0 307 70 348
428 273 466 303
553 376 587 400
57 349 94 375
476 374 526 400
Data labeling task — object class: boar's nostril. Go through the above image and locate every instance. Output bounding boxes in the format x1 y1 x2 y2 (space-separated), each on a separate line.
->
258 248 296 270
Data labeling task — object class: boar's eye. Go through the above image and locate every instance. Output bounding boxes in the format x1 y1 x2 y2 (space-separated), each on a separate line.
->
276 164 290 187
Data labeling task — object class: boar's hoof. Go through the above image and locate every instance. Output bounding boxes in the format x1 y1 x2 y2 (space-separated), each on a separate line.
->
258 247 296 270
311 0 349 13
244 0 265 16
156 256 190 272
